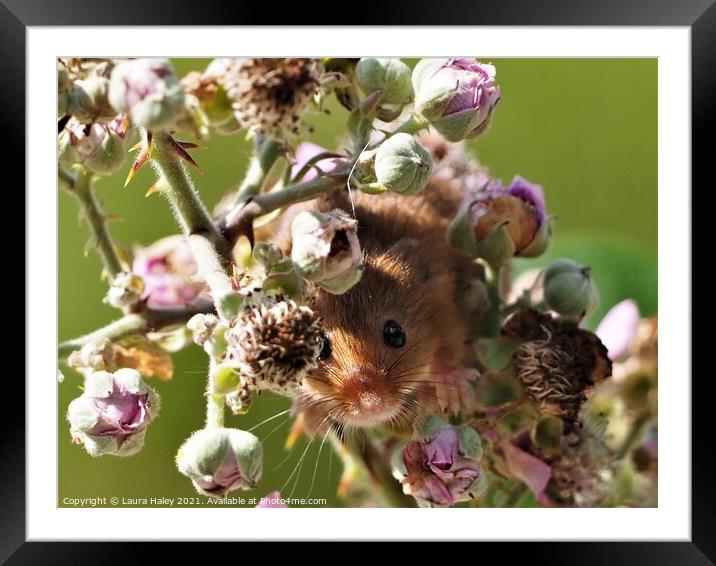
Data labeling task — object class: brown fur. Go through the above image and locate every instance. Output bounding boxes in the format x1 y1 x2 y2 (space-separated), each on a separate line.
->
269 177 478 430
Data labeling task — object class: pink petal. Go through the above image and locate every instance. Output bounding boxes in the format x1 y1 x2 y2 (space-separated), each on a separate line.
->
500 441 551 499
596 299 640 361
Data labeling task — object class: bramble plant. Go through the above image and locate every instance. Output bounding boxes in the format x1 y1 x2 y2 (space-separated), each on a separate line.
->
58 57 657 508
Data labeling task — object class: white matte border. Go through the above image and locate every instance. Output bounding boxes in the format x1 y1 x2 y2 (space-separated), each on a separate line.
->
29 26 690 541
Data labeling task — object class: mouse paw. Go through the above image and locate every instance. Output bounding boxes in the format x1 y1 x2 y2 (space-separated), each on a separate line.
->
432 363 479 416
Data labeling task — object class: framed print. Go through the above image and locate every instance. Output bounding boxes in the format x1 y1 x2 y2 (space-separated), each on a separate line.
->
5 0 709 560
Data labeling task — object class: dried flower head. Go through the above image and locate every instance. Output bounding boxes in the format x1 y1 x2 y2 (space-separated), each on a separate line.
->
222 58 320 138
505 309 612 420
225 296 323 393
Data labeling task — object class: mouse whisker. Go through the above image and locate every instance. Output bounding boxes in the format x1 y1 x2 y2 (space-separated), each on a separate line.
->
261 413 292 443
248 408 292 432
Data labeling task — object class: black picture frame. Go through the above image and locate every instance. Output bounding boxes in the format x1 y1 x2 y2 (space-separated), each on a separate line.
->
6 0 708 561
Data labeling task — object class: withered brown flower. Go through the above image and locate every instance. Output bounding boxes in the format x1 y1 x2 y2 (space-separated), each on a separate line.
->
222 58 319 138
225 296 323 393
504 309 612 420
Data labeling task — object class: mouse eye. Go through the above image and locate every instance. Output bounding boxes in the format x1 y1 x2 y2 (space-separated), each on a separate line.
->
383 320 406 348
317 331 332 361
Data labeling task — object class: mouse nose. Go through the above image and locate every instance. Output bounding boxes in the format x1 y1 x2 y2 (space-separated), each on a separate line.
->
343 365 388 415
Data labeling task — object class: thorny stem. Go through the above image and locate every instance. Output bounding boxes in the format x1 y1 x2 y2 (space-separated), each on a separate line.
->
236 137 282 202
151 130 231 258
152 130 238 319
344 432 416 508
63 166 124 279
220 168 349 245
57 300 214 359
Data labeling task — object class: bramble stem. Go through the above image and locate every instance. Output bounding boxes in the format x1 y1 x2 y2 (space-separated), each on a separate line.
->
57 301 214 359
151 130 230 257
220 169 349 245
64 166 124 278
394 113 430 136
206 360 225 428
151 130 239 319
236 137 282 202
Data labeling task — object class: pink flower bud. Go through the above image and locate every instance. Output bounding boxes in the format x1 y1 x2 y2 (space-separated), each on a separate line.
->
413 58 501 142
67 368 160 457
448 176 552 265
392 416 484 507
132 235 207 309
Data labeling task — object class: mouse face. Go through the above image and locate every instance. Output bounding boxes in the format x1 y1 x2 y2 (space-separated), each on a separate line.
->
301 241 446 429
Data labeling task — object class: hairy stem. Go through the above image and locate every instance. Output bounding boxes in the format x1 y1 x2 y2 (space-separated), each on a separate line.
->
151 130 230 257
206 359 225 428
236 137 282 202
58 301 214 359
66 167 124 278
152 130 239 319
220 169 349 245
394 113 430 136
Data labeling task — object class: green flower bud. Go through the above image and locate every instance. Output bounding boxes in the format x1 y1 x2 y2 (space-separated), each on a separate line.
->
355 58 413 105
67 75 117 124
58 115 132 175
291 209 363 294
176 428 263 498
543 259 599 318
109 59 186 130
212 363 240 395
374 133 432 195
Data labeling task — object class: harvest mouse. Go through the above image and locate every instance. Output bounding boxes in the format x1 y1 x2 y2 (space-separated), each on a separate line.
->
282 171 484 433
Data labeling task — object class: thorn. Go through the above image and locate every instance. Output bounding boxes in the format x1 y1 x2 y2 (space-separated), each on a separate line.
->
168 135 202 173
177 140 203 150
145 185 161 197
103 213 124 223
124 147 150 187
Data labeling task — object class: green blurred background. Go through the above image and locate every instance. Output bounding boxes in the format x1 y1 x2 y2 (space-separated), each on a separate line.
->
58 58 657 507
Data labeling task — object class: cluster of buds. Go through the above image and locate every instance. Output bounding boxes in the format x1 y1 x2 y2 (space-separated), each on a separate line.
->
176 427 263 497
448 176 552 266
58 115 132 175
67 368 160 457
60 58 117 124
225 296 323 394
291 209 364 294
413 58 501 142
392 416 486 507
354 58 413 120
